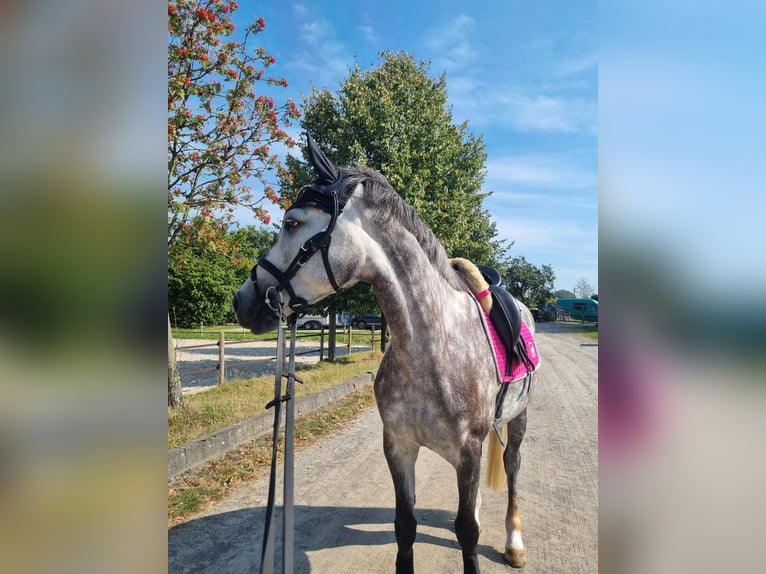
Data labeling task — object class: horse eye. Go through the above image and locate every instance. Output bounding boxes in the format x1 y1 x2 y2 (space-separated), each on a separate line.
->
284 219 299 230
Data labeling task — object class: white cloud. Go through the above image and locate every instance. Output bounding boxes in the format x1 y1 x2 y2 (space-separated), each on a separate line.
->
495 216 561 249
493 214 598 291
424 15 478 72
358 24 378 45
282 8 354 90
428 23 596 134
494 92 595 133
554 53 598 77
486 153 597 190
446 74 596 134
291 3 308 17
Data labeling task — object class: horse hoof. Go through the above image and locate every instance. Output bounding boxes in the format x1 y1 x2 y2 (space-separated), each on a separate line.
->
503 547 527 568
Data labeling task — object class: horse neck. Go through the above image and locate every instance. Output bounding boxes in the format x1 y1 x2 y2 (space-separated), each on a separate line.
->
365 226 472 351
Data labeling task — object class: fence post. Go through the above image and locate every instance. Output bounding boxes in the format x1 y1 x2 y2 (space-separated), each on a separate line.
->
371 325 376 350
217 331 225 385
347 325 353 355
328 317 337 363
319 326 325 361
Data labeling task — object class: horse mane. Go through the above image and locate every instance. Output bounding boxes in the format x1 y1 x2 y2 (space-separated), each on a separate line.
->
341 165 466 292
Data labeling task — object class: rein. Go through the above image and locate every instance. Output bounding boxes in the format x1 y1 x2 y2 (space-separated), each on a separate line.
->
260 296 302 574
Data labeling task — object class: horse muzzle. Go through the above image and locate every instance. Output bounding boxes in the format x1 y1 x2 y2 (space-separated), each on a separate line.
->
232 279 280 334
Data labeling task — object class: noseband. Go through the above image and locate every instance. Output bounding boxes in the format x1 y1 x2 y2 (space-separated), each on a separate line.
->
250 181 350 316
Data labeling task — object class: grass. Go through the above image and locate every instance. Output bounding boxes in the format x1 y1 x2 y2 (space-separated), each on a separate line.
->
557 319 598 341
568 321 598 341
168 385 377 525
169 486 219 517
581 324 598 340
168 350 383 449
172 324 272 341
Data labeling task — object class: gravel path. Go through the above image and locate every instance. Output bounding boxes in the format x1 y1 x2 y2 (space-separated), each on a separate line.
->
168 322 597 573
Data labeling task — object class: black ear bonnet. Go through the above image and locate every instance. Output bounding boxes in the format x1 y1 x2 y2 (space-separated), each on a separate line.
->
290 134 358 215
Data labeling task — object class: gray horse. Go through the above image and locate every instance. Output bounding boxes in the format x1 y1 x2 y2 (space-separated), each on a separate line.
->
233 136 537 574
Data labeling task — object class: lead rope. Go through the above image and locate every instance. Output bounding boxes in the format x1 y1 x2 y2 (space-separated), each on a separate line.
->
260 304 302 574
282 319 300 574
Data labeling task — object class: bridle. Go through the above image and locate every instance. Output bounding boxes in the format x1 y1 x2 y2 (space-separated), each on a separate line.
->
250 175 354 316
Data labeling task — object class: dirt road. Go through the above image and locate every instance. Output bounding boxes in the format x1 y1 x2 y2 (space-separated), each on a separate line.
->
168 322 597 573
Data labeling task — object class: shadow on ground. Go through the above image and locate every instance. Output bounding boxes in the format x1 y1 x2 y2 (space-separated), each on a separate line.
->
168 505 507 573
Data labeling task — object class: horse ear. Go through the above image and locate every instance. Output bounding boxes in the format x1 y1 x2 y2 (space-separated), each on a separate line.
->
306 133 339 185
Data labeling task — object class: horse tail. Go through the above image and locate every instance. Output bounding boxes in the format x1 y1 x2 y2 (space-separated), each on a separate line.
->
486 424 507 491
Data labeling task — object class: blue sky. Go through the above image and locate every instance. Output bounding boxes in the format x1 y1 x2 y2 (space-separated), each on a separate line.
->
600 1 766 300
233 1 597 294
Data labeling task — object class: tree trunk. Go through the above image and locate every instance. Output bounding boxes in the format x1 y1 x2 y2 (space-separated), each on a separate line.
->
168 313 184 408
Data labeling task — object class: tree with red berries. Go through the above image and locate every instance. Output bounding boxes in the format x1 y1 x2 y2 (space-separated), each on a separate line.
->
168 0 299 249
167 0 299 407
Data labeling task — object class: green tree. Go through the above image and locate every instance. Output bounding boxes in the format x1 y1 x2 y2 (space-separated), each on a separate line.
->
168 0 300 245
169 248 239 328
169 224 276 328
227 225 277 273
282 51 507 332
167 0 297 407
504 256 556 308
554 289 576 299
296 51 503 265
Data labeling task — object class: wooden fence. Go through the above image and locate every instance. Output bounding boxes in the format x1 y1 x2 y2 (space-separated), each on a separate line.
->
174 325 381 388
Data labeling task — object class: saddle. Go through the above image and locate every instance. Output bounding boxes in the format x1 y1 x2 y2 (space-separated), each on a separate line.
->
451 259 539 440
477 265 522 375
450 259 525 379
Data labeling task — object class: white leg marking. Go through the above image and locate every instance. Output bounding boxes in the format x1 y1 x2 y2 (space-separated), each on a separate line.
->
506 529 524 551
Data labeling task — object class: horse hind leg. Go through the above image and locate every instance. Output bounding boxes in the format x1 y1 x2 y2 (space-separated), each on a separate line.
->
503 408 528 568
383 431 419 574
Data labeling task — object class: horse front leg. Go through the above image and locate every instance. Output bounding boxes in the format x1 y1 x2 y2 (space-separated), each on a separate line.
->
383 430 419 574
455 435 484 574
503 408 528 568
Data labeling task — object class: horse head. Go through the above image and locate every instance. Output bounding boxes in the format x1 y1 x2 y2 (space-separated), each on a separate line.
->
232 135 365 333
